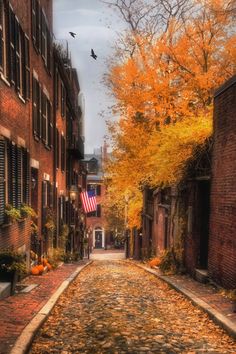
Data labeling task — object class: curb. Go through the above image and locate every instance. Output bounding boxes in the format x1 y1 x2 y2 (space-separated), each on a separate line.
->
130 262 236 340
10 261 93 354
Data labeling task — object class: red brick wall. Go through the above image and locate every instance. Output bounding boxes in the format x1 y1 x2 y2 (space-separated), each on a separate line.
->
208 76 236 289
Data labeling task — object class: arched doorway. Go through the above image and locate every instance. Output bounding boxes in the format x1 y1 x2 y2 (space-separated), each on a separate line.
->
93 227 104 249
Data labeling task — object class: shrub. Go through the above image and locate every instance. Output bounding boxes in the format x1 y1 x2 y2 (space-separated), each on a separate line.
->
0 250 27 276
149 257 161 268
5 205 21 223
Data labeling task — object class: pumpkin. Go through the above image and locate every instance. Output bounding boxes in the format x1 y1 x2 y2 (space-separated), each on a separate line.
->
149 258 161 268
31 266 40 275
46 262 52 271
37 264 44 274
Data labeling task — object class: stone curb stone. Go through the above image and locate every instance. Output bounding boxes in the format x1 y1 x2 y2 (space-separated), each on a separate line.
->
10 261 93 354
130 261 236 340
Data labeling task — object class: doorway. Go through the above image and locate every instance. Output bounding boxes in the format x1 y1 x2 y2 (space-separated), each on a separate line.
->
198 180 210 269
95 229 103 248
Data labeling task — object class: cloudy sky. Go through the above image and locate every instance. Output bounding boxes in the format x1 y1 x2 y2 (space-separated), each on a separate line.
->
53 0 126 153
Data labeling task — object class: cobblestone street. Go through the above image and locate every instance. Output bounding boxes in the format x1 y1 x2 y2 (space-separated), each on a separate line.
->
30 261 236 354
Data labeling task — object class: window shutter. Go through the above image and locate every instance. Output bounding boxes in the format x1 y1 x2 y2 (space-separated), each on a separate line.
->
32 76 37 137
35 0 41 52
8 142 17 208
0 137 5 225
97 204 101 217
41 10 46 62
41 92 46 143
22 149 30 204
48 101 53 148
31 0 36 44
9 7 15 85
0 0 3 71
97 184 101 196
15 18 20 92
55 67 58 108
25 35 30 99
16 146 22 208
37 81 41 138
46 27 51 73
20 28 26 98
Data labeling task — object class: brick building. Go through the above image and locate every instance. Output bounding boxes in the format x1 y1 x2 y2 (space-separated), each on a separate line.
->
84 143 114 250
208 75 236 289
0 0 85 267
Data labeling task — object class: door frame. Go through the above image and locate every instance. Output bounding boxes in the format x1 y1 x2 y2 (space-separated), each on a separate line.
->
93 227 105 248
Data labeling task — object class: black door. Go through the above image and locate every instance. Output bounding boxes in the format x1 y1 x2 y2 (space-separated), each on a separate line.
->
199 181 210 268
95 231 103 248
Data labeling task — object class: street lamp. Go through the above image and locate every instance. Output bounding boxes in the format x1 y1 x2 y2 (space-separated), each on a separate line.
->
69 185 78 202
124 194 129 258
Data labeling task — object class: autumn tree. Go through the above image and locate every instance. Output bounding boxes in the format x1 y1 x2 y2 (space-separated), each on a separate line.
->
104 0 236 229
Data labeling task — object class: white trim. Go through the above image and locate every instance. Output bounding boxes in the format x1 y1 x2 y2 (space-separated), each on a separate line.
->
93 227 105 248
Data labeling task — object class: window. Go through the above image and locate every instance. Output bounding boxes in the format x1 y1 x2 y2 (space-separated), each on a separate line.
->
0 0 9 78
87 204 101 218
42 180 54 231
32 76 52 148
0 137 30 225
31 0 51 72
87 184 101 196
0 2 30 99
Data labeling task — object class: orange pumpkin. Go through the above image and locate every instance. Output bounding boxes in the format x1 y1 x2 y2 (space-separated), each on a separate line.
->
31 266 40 275
37 264 44 274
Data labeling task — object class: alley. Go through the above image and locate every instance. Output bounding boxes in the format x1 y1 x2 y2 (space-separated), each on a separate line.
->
30 261 236 354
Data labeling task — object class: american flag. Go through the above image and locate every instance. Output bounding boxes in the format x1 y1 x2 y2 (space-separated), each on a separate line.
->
80 190 97 213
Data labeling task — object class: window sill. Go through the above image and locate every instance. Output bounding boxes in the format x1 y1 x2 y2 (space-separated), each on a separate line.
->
33 135 40 142
1 222 13 228
18 94 26 104
0 73 11 87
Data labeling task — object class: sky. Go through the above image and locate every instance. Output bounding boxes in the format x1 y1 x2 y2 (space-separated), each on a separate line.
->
53 0 126 153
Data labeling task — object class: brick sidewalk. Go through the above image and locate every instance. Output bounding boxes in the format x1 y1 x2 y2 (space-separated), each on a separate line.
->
0 262 87 354
132 262 236 338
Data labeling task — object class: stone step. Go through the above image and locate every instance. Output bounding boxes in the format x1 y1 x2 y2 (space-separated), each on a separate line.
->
0 282 11 300
195 268 209 284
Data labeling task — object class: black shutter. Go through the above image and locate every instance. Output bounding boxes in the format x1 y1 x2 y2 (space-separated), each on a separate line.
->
22 149 30 204
46 27 51 73
0 138 5 225
35 0 41 52
37 81 41 138
15 18 20 92
0 0 3 70
8 142 17 208
48 101 53 148
9 6 15 85
20 28 26 98
31 0 36 44
41 9 46 61
97 184 101 196
97 204 101 217
16 146 22 208
25 35 30 99
41 92 46 143
32 76 37 137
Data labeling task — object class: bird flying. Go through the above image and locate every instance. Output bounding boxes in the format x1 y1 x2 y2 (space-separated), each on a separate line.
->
90 49 97 60
69 32 76 38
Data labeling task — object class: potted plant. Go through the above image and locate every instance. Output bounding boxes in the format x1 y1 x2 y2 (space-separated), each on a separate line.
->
20 204 37 219
0 250 27 294
5 204 21 223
